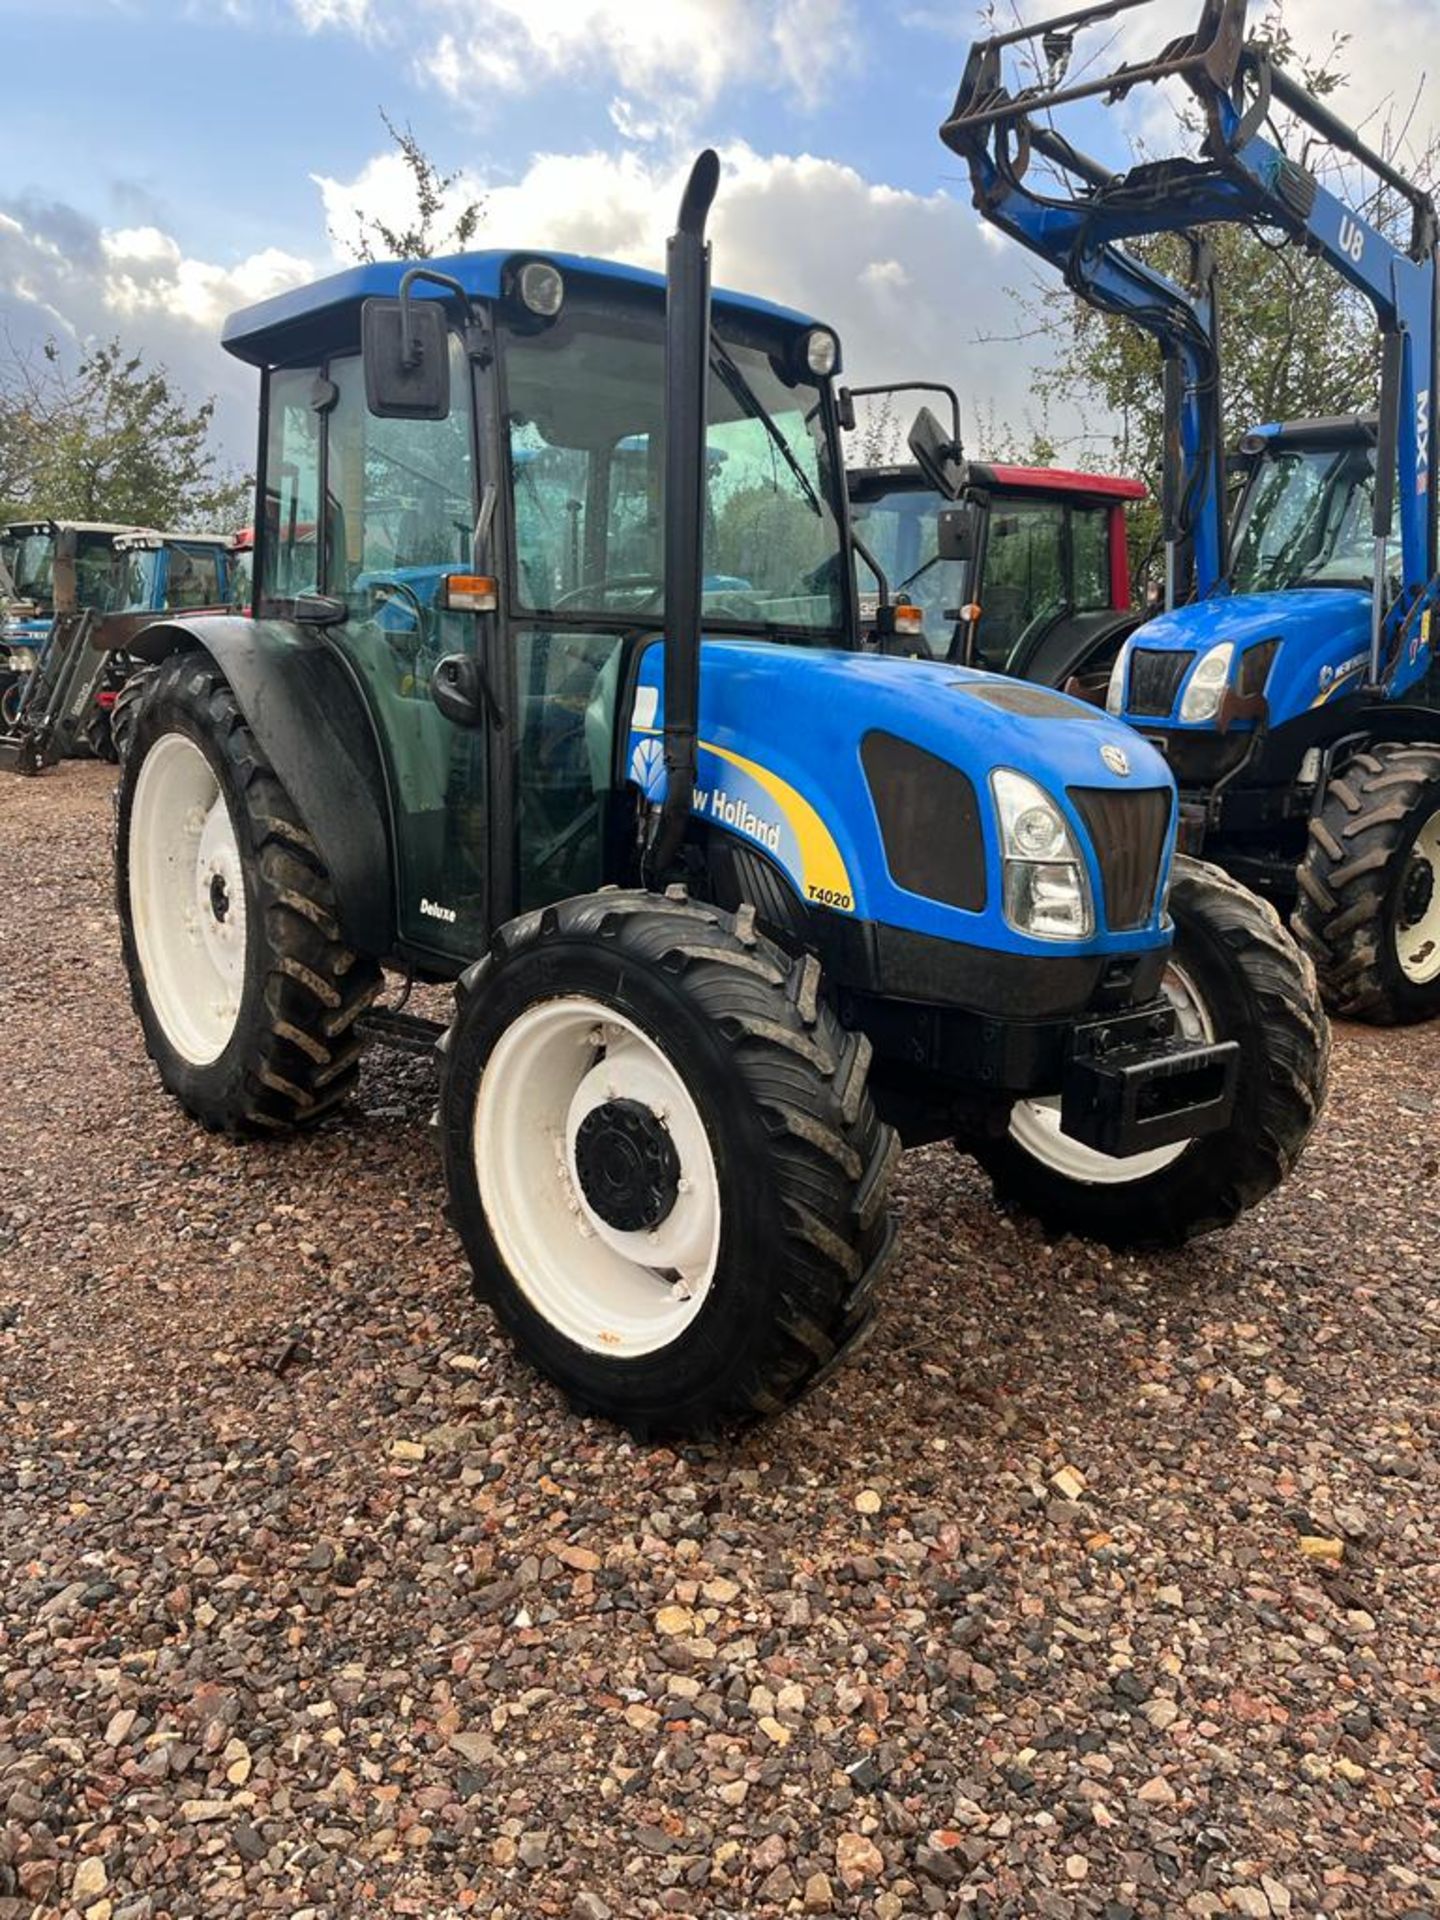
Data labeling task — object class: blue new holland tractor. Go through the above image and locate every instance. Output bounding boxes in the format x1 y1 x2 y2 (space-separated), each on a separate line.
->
110 154 1325 1435
945 0 1440 1024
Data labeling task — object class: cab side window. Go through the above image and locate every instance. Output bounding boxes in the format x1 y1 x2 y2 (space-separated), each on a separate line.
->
261 368 322 600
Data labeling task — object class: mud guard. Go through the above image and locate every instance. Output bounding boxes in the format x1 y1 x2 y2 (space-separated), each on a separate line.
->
124 616 396 958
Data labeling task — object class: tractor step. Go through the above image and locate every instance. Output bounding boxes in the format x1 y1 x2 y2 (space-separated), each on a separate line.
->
357 1008 446 1056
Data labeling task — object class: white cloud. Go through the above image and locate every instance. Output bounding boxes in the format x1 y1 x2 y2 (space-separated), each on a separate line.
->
0 198 311 458
1098 0 1439 164
294 0 858 114
317 139 1061 448
2 128 1066 478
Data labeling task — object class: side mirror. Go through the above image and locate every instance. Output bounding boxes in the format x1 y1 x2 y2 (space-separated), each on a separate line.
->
937 503 979 562
431 652 486 728
907 405 965 501
362 297 450 420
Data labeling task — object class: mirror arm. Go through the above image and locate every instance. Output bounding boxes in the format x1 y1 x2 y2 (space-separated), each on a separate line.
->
396 266 471 369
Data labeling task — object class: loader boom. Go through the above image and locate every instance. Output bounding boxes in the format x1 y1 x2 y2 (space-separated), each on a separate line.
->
943 0 1440 671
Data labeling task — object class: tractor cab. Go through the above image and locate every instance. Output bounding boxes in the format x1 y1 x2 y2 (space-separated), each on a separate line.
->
110 531 237 616
849 456 1143 693
220 249 853 954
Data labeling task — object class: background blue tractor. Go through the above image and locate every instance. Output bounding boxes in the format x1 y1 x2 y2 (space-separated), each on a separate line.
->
945 0 1440 1024
1 521 148 726
0 524 238 766
109 155 1325 1436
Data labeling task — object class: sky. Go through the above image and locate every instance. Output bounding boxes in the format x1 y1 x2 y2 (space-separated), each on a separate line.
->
1 0 1436 483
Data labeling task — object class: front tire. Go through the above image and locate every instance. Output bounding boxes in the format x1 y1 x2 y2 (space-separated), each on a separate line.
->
80 700 118 763
1293 742 1440 1024
971 858 1329 1249
117 652 382 1133
438 891 898 1437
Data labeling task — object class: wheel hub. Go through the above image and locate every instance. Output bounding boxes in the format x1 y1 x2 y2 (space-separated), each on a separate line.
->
129 732 248 1067
1400 853 1434 928
573 1098 681 1232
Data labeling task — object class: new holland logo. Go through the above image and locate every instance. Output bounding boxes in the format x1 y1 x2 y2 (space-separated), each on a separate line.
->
1100 743 1131 777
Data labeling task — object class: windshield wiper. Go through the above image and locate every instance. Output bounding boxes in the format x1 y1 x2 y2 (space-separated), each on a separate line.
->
893 552 947 597
709 336 823 519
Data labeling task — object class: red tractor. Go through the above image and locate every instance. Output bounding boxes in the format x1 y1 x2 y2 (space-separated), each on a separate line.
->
846 383 1146 702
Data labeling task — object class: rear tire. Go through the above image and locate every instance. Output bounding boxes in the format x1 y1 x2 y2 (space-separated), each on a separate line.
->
111 665 160 764
116 652 382 1134
970 858 1328 1249
1293 742 1440 1024
437 891 898 1437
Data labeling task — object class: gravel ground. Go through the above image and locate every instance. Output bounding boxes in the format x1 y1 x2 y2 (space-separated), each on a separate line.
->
2 760 1437 1920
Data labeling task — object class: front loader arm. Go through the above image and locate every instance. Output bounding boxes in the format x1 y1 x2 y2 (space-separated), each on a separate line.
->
946 113 1227 598
943 0 1440 672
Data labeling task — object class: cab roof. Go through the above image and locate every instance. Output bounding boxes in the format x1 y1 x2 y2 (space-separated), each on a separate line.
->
1241 416 1378 451
1 520 157 538
848 461 1146 504
222 248 822 370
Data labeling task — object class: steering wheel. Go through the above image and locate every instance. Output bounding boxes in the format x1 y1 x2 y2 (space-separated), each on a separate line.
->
373 578 431 656
550 574 665 613
1007 598 1065 669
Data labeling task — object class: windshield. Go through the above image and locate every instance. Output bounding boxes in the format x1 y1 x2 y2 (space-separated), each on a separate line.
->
1 531 55 607
852 484 970 637
852 486 1111 667
1230 445 1379 593
74 533 123 610
501 298 847 635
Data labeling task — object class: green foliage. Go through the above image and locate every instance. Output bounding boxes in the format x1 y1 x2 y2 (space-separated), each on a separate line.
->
0 337 249 529
348 112 486 263
714 483 828 587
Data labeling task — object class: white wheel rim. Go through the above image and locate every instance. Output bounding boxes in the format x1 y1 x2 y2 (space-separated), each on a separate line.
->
129 732 247 1066
1395 810 1440 984
473 995 721 1358
1008 959 1215 1185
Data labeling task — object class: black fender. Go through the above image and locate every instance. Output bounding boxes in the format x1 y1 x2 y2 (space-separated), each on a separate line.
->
1253 699 1440 787
1013 609 1142 690
126 616 396 958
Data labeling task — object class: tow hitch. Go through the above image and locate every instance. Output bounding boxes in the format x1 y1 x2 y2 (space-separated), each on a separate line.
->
1060 1006 1239 1158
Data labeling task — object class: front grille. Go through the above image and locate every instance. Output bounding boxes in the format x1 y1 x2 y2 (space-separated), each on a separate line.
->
1068 786 1173 930
861 730 986 912
1126 647 1194 718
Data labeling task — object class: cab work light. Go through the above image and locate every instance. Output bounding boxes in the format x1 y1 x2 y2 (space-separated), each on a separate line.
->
517 260 565 317
441 573 498 612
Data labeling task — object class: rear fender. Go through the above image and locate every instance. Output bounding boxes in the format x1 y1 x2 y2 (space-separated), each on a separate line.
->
127 617 395 958
1013 610 1141 690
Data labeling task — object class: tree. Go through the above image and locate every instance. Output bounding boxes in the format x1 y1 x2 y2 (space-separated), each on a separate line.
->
0 339 249 528
851 391 902 466
346 111 486 263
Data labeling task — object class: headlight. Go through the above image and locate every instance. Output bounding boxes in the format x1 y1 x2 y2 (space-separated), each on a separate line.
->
991 768 1094 940
801 327 840 378
517 260 564 317
1105 645 1130 716
1179 642 1234 723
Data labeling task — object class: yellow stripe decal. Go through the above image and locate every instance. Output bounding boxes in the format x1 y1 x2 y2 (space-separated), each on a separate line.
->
703 738 854 901
633 725 854 906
